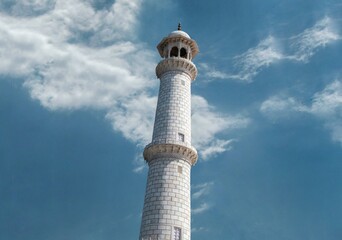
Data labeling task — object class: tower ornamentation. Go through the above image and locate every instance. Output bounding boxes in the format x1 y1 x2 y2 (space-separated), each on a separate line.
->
139 26 199 240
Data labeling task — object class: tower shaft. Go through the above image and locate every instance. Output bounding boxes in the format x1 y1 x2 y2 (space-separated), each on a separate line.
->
140 28 199 240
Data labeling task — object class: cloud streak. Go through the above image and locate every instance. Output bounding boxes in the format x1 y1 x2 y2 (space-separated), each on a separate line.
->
191 182 214 221
200 17 341 82
290 17 341 62
233 36 284 81
260 80 342 145
192 182 214 200
192 202 211 215
311 80 342 144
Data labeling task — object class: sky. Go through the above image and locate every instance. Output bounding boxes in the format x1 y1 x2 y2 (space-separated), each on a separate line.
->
1 0 342 239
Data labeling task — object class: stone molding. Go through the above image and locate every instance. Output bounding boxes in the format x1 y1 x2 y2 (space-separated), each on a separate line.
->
143 143 198 166
156 58 197 81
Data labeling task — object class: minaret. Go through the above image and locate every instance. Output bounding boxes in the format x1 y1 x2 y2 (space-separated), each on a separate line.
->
139 24 199 240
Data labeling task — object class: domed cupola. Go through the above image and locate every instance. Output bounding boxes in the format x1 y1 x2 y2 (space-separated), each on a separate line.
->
156 23 199 80
157 23 199 60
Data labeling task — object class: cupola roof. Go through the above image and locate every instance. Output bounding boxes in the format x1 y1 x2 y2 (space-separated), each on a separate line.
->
156 24 199 59
168 30 190 39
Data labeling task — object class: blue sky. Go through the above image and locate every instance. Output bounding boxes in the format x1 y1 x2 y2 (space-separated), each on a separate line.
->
1 0 342 239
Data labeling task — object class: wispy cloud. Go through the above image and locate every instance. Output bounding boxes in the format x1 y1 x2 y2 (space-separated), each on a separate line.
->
132 154 147 173
199 36 284 82
260 80 342 145
191 182 214 215
290 17 341 62
198 63 235 81
311 80 342 144
310 80 342 117
199 36 283 82
233 36 284 81
191 227 208 233
200 139 234 160
200 17 341 82
192 182 214 200
260 95 309 119
192 202 211 215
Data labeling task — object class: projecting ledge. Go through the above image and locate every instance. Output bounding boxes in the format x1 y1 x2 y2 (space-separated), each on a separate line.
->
156 58 197 81
143 143 198 166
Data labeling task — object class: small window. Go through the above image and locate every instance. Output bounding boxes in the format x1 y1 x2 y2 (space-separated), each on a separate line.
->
178 133 184 142
174 227 181 240
178 166 183 174
170 47 178 57
180 48 187 58
181 80 185 86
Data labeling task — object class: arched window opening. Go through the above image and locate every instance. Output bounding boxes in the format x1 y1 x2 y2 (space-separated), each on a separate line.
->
170 47 178 57
180 48 187 58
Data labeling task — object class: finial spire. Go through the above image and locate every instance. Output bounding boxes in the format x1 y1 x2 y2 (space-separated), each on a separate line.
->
178 22 181 31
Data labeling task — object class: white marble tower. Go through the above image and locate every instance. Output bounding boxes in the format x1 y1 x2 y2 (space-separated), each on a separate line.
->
139 24 199 240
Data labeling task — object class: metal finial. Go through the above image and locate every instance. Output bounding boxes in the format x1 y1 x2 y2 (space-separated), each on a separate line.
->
178 22 181 31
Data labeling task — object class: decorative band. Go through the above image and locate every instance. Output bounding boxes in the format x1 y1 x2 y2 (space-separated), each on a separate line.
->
156 58 197 81
143 143 198 166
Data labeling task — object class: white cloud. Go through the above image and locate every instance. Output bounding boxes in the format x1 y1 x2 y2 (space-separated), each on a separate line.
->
192 95 250 160
87 0 141 44
106 93 157 147
311 80 342 144
0 0 156 119
0 0 249 171
290 17 341 62
233 36 284 81
260 80 342 145
192 202 211 215
0 0 158 174
311 80 342 117
192 182 214 200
